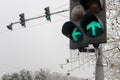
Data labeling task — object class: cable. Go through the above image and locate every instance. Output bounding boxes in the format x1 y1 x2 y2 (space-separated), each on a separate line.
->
51 3 69 11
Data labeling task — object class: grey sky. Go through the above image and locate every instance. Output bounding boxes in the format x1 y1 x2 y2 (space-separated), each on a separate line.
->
0 0 70 77
0 0 96 79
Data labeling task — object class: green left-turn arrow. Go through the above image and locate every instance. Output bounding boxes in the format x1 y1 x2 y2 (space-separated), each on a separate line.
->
72 28 82 42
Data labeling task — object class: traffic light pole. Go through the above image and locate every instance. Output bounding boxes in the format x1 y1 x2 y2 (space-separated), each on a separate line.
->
95 45 104 80
11 9 69 25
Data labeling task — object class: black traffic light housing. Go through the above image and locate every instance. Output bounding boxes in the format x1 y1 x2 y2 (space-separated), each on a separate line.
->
19 13 26 27
62 0 106 49
80 13 104 38
62 21 83 42
79 0 102 14
7 23 13 31
44 7 51 21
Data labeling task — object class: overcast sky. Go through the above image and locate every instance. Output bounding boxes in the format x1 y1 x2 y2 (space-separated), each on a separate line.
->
0 0 95 79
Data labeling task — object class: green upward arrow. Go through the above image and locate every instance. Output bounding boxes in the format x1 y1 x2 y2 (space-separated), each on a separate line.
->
72 28 81 42
87 21 101 36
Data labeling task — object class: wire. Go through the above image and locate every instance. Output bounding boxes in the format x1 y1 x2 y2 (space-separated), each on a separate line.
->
51 3 69 11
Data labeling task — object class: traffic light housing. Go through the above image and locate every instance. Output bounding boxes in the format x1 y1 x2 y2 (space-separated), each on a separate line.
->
44 7 51 21
62 0 106 49
79 0 103 14
19 13 26 27
62 21 83 42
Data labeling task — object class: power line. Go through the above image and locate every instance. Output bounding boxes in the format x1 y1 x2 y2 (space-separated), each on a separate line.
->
51 3 69 11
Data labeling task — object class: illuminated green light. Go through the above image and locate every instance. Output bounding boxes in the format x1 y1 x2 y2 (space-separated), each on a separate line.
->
87 21 101 36
45 16 50 20
72 28 82 42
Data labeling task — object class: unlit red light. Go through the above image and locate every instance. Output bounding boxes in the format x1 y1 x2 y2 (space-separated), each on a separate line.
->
71 5 85 21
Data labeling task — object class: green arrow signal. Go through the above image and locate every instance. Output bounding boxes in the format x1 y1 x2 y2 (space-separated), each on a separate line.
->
72 28 82 42
45 16 50 20
87 21 101 36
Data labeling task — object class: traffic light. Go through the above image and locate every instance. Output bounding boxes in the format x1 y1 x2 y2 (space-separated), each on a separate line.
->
7 23 13 31
62 21 83 42
19 13 26 27
79 0 106 44
44 7 51 21
62 0 106 49
80 13 104 38
62 21 89 49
